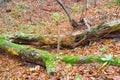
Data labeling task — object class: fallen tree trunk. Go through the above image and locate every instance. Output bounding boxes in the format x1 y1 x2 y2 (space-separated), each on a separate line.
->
7 20 120 48
0 35 120 74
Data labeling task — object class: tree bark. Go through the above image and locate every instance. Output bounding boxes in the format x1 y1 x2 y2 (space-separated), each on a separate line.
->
7 20 120 48
0 20 120 74
0 35 120 74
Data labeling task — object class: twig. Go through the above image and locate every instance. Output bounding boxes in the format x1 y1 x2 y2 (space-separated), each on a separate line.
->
82 18 91 31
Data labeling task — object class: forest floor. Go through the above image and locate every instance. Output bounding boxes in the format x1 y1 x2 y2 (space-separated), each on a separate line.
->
0 0 120 80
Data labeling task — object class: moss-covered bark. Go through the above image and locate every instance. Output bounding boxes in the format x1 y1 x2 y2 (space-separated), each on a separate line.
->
0 35 120 74
7 20 120 48
0 35 57 74
0 20 119 74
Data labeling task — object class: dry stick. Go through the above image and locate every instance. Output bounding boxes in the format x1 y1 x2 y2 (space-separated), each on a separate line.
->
56 0 79 28
57 22 60 54
79 0 90 31
79 0 87 21
79 3 84 21
85 0 88 15
56 0 72 23
94 0 97 7
83 18 91 31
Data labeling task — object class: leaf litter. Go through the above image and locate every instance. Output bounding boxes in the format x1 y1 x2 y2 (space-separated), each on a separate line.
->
0 0 120 79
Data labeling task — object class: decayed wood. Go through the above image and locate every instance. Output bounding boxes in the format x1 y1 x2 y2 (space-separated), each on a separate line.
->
0 20 120 74
7 20 120 48
0 36 120 74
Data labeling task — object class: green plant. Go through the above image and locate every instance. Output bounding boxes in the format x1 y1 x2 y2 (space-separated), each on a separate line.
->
19 24 29 33
99 45 108 54
71 6 84 12
104 0 120 6
104 2 114 6
101 54 113 62
51 12 61 22
75 74 82 80
51 12 61 54
60 14 67 19
100 54 114 67
61 71 66 76
16 2 29 10
10 2 29 18
39 21 50 33
39 21 50 27
66 64 72 68
1 27 8 34
5 15 15 27
21 24 39 34
30 25 39 33
115 0 120 4
3 15 18 34
52 13 67 21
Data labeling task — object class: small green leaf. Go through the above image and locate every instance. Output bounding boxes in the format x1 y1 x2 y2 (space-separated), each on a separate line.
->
51 12 60 22
16 2 29 10
61 71 65 76
71 6 80 12
60 14 67 19
102 61 108 67
66 64 72 68
75 74 82 80
71 6 84 12
40 21 50 27
101 54 113 61
118 59 120 64
100 46 108 52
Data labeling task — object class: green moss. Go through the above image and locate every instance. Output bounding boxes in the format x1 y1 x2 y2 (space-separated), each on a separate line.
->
79 55 96 63
97 55 120 66
45 60 57 75
60 55 80 64
91 28 97 34
1 33 120 75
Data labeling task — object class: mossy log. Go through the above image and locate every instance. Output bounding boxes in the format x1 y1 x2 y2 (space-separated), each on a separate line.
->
0 35 120 74
7 20 120 48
